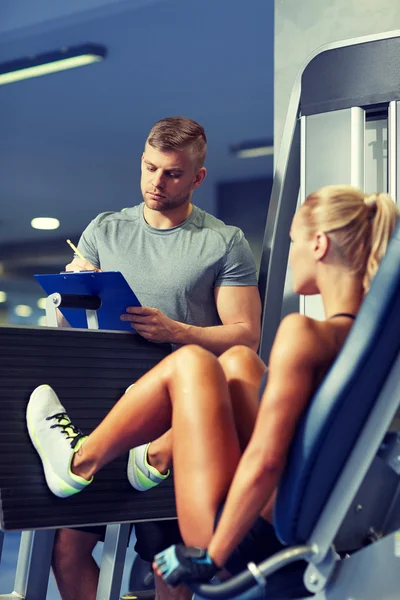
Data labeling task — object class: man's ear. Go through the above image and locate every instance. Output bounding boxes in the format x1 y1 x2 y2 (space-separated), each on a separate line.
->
314 231 330 261
193 167 207 188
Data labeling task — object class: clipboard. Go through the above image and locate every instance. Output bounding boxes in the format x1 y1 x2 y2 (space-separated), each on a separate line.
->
34 271 141 331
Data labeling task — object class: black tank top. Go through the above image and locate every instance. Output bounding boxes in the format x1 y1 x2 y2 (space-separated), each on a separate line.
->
329 313 356 320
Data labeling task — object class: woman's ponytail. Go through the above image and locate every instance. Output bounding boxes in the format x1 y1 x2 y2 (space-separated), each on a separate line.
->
363 193 399 292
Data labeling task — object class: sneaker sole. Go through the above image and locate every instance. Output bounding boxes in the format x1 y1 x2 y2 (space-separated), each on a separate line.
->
27 385 84 498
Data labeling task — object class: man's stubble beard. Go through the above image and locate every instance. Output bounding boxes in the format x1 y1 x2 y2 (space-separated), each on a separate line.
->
143 191 191 212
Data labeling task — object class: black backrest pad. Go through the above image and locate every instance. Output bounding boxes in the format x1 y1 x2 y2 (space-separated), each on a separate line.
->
301 36 400 116
275 222 400 545
0 326 175 530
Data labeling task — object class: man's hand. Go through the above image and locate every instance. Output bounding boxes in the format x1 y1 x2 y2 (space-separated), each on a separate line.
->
65 257 102 272
121 306 181 343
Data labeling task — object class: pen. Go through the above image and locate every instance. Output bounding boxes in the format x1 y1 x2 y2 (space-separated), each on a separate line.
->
66 239 87 262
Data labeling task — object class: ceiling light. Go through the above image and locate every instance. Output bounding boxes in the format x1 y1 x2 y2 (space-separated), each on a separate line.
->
38 315 47 327
31 217 60 230
0 44 107 86
230 140 274 159
14 305 32 317
0 291 7 303
37 297 47 310
236 146 274 159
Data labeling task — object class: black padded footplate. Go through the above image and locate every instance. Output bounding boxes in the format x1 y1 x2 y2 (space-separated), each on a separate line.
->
0 325 175 531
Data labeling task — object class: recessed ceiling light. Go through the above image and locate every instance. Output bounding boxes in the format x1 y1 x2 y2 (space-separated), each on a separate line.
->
14 305 32 317
235 146 274 159
37 297 47 309
230 140 274 159
38 315 47 327
31 217 60 230
0 291 7 303
0 44 107 86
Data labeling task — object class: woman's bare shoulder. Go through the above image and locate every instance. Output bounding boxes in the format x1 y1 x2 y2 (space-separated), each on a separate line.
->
271 313 329 369
277 312 322 339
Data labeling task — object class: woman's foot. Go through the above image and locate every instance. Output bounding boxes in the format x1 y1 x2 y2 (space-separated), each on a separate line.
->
124 384 170 492
26 384 92 497
128 443 170 491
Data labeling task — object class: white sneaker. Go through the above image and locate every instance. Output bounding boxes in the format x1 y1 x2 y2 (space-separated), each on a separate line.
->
26 384 92 498
127 443 170 492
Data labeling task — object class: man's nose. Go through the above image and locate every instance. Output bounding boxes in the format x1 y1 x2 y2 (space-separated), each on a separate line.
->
152 171 165 189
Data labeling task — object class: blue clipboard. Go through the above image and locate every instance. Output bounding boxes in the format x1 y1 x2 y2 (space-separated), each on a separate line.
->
34 271 141 331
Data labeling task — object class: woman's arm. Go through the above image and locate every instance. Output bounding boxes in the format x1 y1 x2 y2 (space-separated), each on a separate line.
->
207 314 322 567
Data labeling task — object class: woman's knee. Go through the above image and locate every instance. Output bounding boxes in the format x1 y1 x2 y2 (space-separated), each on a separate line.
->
219 345 259 377
171 344 217 373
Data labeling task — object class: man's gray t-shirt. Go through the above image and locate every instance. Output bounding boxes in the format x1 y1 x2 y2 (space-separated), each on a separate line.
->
77 203 257 328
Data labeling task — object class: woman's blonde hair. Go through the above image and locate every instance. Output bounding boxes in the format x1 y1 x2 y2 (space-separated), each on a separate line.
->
300 185 399 293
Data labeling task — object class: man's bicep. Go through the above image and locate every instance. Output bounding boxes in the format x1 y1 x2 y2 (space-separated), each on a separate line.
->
214 286 261 340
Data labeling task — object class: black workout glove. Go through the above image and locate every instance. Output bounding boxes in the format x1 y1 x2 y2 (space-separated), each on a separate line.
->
154 544 219 586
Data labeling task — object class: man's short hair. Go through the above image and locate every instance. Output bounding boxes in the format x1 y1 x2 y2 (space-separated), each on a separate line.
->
147 116 207 169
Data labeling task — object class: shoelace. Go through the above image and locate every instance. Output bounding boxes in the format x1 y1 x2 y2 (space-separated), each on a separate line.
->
46 413 84 449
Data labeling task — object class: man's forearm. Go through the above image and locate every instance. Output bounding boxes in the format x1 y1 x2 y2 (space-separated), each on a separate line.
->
173 322 259 356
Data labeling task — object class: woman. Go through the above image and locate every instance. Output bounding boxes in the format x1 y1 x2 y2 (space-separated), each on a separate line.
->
27 185 399 587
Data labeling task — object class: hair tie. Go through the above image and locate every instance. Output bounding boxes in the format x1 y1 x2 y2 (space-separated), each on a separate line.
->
364 194 378 219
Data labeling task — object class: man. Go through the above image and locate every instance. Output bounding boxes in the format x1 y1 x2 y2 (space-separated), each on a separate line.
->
55 116 261 600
